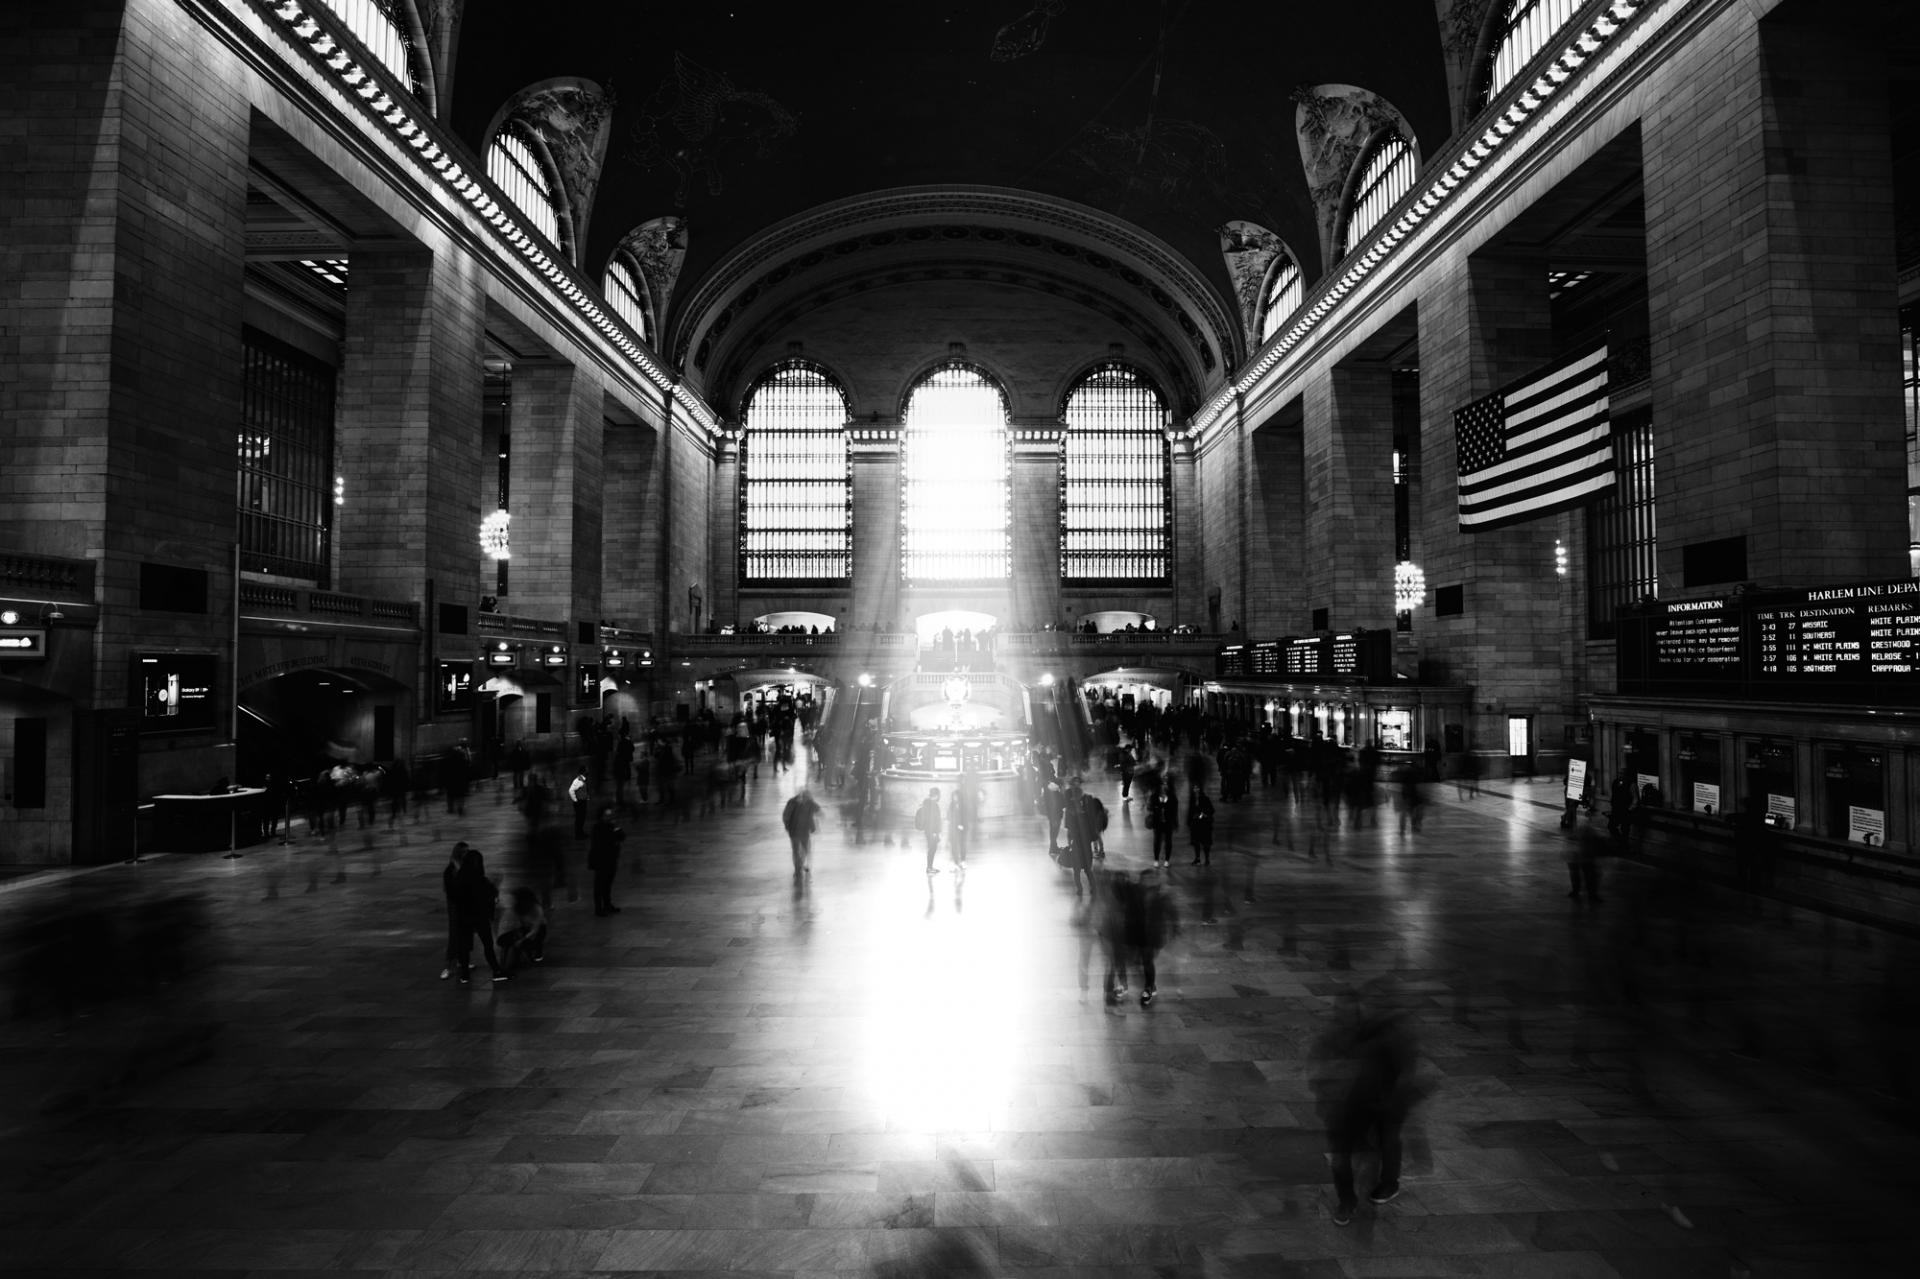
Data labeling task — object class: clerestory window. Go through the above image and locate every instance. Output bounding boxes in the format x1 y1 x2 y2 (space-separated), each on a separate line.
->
319 0 418 95
603 256 653 345
1340 134 1417 260
1483 0 1585 107
1060 365 1169 583
740 362 851 583
902 364 1011 582
487 127 562 252
1258 254 1303 344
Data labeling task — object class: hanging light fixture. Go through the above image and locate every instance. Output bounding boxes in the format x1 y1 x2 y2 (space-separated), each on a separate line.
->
1394 561 1426 613
1555 540 1569 577
480 509 511 559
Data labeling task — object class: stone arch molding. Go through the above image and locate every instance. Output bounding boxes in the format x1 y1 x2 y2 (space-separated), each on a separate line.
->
1293 85 1418 271
670 186 1240 415
608 216 688 342
1435 0 1506 133
486 77 615 269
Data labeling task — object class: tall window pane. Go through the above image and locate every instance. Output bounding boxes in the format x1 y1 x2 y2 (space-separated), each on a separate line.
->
740 362 850 582
902 365 1010 581
1586 408 1656 638
1484 0 1584 106
320 0 417 93
488 129 561 250
1259 255 1303 343
1340 135 1416 259
1061 365 1168 582
239 327 336 583
604 257 652 344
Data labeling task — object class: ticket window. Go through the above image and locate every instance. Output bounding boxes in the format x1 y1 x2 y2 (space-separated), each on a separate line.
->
1823 747 1887 846
1743 741 1796 829
1378 709 1412 752
1677 734 1723 815
1624 729 1661 801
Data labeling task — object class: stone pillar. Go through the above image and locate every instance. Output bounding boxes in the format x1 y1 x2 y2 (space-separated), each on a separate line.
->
1302 364 1396 632
708 434 740 629
1247 404 1306 637
1195 410 1244 633
505 359 605 626
601 418 660 632
849 425 902 631
1170 435 1203 628
663 411 713 635
1010 423 1063 631
337 247 484 608
1644 9 1904 586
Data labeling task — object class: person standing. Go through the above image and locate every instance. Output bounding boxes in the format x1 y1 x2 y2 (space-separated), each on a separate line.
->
587 806 625 916
1130 871 1176 1006
569 770 591 838
1187 785 1216 866
915 787 944 874
613 732 635 812
1147 784 1178 870
508 740 531 799
441 842 505 984
1061 780 1095 896
1041 774 1066 856
783 787 822 878
1116 742 1137 802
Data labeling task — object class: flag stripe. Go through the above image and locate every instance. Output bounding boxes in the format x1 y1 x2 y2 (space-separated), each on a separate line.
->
1460 443 1614 515
1459 425 1612 506
1461 468 1614 530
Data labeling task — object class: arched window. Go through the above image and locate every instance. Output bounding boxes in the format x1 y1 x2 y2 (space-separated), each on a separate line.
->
1483 0 1584 107
902 364 1010 582
1339 134 1416 260
740 361 851 582
320 0 418 95
603 256 653 345
1061 365 1169 583
487 127 562 251
1258 254 1304 344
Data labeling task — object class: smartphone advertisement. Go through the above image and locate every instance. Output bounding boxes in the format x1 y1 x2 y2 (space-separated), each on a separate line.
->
133 653 217 733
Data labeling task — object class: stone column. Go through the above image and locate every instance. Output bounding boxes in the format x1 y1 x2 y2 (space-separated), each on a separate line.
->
601 418 660 632
1170 435 1203 628
707 434 740 629
1247 405 1306 637
1644 10 1904 585
504 359 605 627
1301 364 1396 633
849 424 902 632
1010 423 1063 631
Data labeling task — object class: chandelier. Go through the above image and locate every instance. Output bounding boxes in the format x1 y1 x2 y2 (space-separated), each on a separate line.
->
1394 561 1426 613
479 509 511 559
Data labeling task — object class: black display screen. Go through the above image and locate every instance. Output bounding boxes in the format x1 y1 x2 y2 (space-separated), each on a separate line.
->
133 653 218 733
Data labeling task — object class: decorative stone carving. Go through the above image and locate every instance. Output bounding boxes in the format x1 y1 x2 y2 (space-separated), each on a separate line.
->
627 53 800 206
617 216 689 334
1217 221 1288 348
1292 84 1416 269
1435 0 1502 132
406 0 464 120
500 78 615 264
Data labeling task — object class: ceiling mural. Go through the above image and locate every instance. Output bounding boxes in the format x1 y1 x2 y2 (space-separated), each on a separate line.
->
616 215 690 321
1293 83 1418 269
626 52 801 206
991 0 1068 62
1217 220 1288 347
498 78 615 254
1436 0 1502 132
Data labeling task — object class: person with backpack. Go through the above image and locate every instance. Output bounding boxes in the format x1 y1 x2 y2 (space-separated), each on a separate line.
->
1188 785 1216 866
783 787 822 878
1084 791 1109 860
915 788 943 874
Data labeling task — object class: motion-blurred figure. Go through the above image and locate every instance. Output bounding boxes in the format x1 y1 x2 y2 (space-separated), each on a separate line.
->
1311 983 1426 1226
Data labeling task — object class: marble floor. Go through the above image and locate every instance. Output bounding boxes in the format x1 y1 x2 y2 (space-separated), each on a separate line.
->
1 755 1916 1278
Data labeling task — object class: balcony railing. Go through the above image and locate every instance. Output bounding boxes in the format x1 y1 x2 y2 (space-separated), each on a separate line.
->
0 551 94 598
476 611 568 641
239 581 418 627
995 631 1225 655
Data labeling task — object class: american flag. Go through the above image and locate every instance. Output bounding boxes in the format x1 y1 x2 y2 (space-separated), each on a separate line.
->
1454 342 1612 531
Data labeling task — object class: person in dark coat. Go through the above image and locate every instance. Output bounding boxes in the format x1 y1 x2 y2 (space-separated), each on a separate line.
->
441 842 504 984
784 787 821 877
1187 786 1216 866
1147 784 1178 870
587 807 625 916
1312 984 1425 1225
1061 781 1095 896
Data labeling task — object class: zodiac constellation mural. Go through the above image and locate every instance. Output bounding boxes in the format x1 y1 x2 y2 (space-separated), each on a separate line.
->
991 0 1067 61
626 52 800 205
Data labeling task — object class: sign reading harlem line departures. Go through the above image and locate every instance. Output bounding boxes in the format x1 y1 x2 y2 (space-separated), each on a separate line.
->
1621 577 1920 697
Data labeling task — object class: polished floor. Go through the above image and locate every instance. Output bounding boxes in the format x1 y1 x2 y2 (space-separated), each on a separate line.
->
1 754 1916 1277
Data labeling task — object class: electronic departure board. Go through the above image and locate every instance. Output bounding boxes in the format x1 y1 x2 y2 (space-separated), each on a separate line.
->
1216 631 1393 683
1618 577 1920 701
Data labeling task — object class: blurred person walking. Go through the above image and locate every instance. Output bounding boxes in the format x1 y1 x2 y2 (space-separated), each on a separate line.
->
441 842 505 984
915 787 944 874
784 786 822 878
587 806 626 915
1187 785 1215 866
1311 983 1426 1225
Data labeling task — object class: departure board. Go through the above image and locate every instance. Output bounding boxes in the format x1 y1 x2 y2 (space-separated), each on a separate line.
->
1215 631 1393 683
1619 578 1920 700
1250 641 1282 674
1218 644 1247 676
1328 634 1363 676
1284 638 1321 676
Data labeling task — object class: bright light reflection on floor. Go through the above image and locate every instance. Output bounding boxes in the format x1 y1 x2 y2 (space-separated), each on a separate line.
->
857 855 1053 1132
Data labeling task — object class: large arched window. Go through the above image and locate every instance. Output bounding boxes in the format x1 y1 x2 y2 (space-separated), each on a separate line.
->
1339 134 1417 259
1061 365 1169 583
487 127 562 251
1258 254 1304 344
902 364 1010 582
740 361 851 582
1482 0 1584 107
321 1 418 95
602 255 653 345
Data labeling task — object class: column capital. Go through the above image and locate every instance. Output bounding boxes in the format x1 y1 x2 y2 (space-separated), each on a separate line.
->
849 423 901 460
1011 423 1063 461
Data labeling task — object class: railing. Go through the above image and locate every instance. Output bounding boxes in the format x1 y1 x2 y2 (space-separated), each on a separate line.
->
598 624 654 648
995 631 1225 655
0 551 94 597
676 631 842 650
239 580 418 627
476 611 568 641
